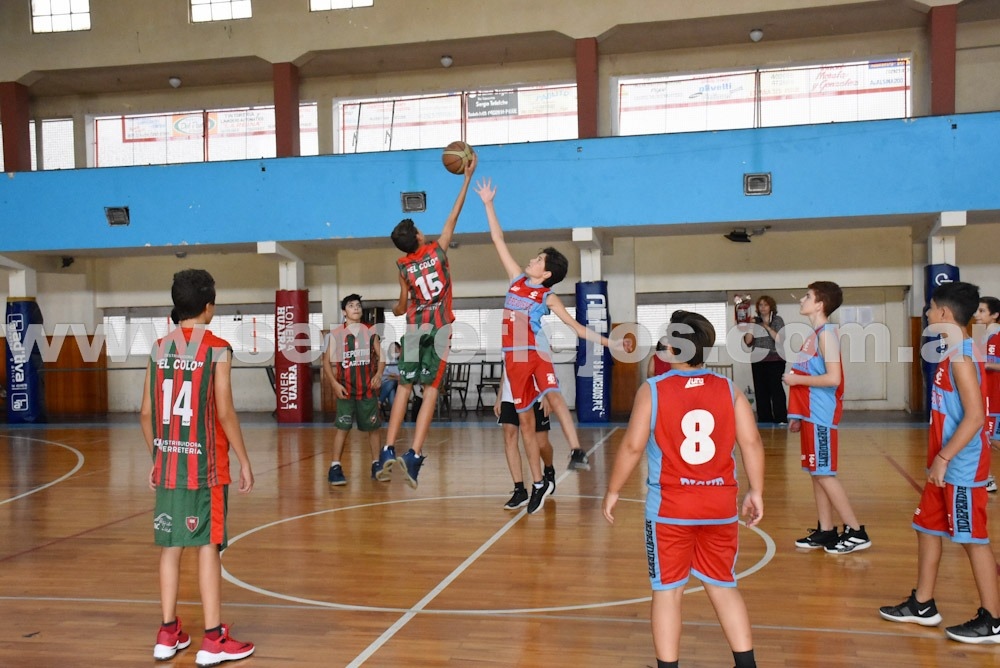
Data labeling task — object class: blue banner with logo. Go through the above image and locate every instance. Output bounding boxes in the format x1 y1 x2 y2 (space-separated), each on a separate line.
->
5 299 46 423
922 263 959 414
575 281 611 423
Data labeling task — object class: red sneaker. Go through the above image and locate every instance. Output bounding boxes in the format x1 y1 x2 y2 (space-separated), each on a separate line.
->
153 618 191 660
195 624 255 667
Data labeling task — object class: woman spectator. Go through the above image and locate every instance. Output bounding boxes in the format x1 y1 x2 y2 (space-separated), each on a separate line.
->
742 295 788 424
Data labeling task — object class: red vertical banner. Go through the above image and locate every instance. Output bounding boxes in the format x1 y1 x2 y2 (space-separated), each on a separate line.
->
274 290 313 423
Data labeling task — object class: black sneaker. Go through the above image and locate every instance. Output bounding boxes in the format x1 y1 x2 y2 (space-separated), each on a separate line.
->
879 590 942 626
945 607 1000 644
568 449 590 471
543 466 556 495
327 464 347 486
794 524 839 550
503 487 529 510
527 481 550 514
825 525 871 554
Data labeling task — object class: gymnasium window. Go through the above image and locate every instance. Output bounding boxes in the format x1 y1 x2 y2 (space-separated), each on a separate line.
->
102 310 325 360
93 103 319 167
31 0 91 33
310 0 373 10
336 84 578 154
616 58 910 135
190 0 252 23
380 305 577 355
0 118 75 170
636 302 728 356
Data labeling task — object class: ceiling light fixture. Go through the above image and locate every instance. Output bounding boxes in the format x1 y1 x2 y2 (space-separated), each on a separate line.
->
749 28 764 43
440 55 453 68
724 226 771 243
168 76 182 88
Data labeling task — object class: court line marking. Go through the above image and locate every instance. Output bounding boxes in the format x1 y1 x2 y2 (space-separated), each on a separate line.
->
345 428 623 667
0 435 84 506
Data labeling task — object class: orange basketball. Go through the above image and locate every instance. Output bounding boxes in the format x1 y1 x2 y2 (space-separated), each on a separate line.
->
442 140 475 175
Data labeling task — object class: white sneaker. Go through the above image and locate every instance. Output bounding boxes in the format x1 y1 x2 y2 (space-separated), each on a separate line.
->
987 476 997 494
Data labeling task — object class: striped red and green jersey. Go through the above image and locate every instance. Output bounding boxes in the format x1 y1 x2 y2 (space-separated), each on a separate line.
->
397 242 453 328
149 327 232 490
328 323 379 399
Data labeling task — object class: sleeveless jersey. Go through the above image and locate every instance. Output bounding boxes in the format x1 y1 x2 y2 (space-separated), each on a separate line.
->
982 329 1000 417
397 242 453 328
328 324 378 399
929 337 990 486
502 274 552 353
149 327 232 490
645 370 739 524
787 324 844 427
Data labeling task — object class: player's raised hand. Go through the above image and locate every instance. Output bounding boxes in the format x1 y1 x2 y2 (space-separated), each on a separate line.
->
474 177 495 204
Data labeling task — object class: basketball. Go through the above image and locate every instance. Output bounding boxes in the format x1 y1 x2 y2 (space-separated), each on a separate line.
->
442 140 475 175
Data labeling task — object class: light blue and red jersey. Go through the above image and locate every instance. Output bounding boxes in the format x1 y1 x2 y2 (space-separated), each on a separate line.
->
929 337 990 487
981 329 1000 418
328 323 378 400
502 274 552 354
397 242 453 329
787 324 843 428
149 327 232 490
645 370 739 524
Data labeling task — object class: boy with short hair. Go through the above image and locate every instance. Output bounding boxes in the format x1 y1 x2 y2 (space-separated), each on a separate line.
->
376 151 477 488
879 281 1000 644
784 280 871 554
475 177 626 514
603 309 764 668
321 293 384 485
140 269 255 667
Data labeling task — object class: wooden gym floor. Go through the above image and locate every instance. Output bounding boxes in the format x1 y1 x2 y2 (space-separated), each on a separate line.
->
2 410 1000 667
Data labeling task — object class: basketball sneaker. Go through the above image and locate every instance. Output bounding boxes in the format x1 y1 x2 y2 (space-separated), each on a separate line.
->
195 624 254 667
397 449 425 489
879 590 942 626
544 465 556 495
327 464 346 486
153 618 191 660
987 475 998 493
527 480 551 514
375 446 396 481
824 525 871 554
371 461 383 481
945 607 1000 643
568 448 590 471
793 524 839 550
503 487 529 509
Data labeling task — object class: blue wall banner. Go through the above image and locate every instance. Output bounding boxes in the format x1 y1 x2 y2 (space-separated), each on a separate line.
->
921 263 960 414
575 281 611 423
5 299 46 423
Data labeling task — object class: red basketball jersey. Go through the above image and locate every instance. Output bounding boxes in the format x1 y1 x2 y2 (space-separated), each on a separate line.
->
646 370 739 523
149 327 232 490
502 274 552 352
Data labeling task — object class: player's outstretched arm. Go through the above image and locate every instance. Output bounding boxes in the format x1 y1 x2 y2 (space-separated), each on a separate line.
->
603 383 651 524
391 273 409 317
474 178 521 281
734 388 764 526
438 151 477 252
547 293 626 354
